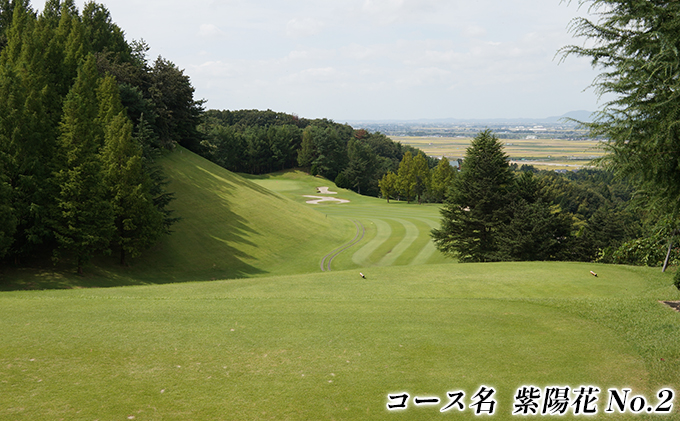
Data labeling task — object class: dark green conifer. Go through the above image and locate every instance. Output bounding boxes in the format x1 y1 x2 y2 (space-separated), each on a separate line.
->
98 76 165 265
495 172 571 261
431 130 514 262
297 126 316 168
0 3 63 258
54 54 113 274
0 154 16 258
134 115 178 233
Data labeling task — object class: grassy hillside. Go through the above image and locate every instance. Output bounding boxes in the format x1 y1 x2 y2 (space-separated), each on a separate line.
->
2 148 453 290
1 263 679 420
127 148 353 281
0 148 354 289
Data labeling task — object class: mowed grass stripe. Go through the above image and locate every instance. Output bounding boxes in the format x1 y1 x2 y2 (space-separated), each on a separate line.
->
377 218 419 266
406 218 441 266
245 170 450 269
347 216 445 268
351 218 391 266
368 218 405 265
320 220 365 272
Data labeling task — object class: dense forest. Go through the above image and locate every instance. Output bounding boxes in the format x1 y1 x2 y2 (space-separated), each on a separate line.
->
0 0 201 272
197 109 437 197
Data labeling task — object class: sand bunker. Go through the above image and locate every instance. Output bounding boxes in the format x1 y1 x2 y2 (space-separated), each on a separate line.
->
316 187 337 194
304 187 349 204
304 195 350 204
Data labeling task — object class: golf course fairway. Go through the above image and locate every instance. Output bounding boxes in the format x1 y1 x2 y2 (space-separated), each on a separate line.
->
1 148 680 420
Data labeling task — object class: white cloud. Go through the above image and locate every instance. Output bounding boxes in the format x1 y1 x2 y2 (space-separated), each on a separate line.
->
396 66 451 87
100 0 605 119
283 67 345 85
340 44 375 61
287 48 337 61
193 60 240 78
286 17 325 38
198 24 226 38
358 0 447 24
462 24 487 38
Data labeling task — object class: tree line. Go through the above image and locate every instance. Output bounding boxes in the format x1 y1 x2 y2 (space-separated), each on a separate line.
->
378 152 456 204
0 0 201 272
430 130 676 265
200 111 650 265
199 109 654 265
198 109 436 197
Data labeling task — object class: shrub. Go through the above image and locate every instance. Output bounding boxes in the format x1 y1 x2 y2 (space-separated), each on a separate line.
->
606 237 679 267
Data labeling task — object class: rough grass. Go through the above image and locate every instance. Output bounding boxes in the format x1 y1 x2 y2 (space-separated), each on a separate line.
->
1 263 679 420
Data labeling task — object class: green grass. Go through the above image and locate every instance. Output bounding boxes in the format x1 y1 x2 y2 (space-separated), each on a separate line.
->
128 150 354 281
1 263 679 420
244 170 450 271
1 151 448 288
2 148 680 420
0 149 355 289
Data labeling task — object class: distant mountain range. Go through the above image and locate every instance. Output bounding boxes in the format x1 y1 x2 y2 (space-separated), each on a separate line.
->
347 110 594 127
544 110 594 124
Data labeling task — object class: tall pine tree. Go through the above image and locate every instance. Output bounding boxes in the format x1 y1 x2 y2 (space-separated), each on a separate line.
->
431 130 514 262
495 171 571 261
0 151 16 258
98 75 164 265
54 54 113 274
0 2 63 259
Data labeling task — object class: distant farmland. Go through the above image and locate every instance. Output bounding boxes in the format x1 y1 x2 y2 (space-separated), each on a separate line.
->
392 136 605 170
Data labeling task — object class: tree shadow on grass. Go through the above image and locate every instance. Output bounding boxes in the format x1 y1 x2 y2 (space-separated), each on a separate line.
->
0 217 269 290
107 160 273 286
0 151 279 290
199 166 289 201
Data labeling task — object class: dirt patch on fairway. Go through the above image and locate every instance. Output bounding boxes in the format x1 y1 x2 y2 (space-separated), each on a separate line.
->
661 301 680 312
304 195 350 204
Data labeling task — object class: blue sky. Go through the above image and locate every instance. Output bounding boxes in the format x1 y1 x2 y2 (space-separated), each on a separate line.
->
56 0 603 121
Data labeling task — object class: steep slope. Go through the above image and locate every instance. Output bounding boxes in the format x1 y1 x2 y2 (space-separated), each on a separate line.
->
129 147 354 282
0 147 354 288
